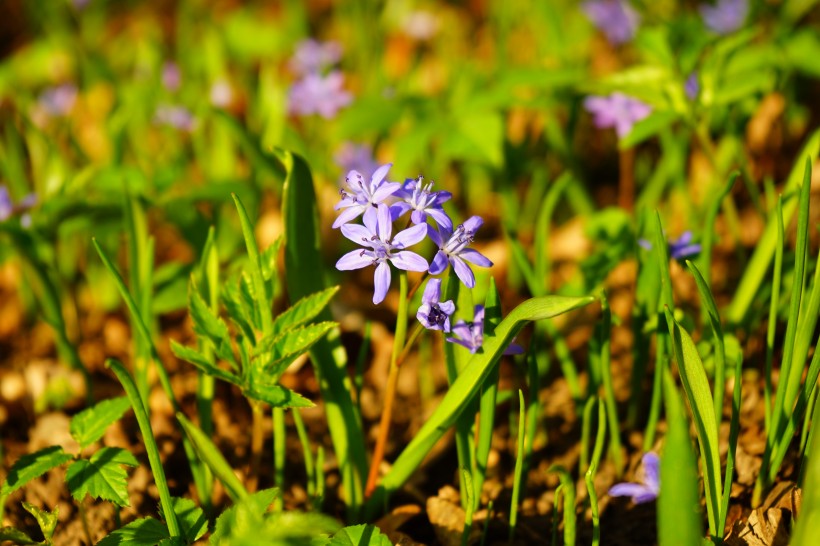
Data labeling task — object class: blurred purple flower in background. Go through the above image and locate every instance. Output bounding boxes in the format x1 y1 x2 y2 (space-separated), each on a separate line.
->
584 93 651 138
39 84 77 117
685 73 700 100
447 305 524 354
0 186 37 224
288 71 352 119
0 187 12 221
154 105 196 132
72 0 90 10
391 176 453 230
333 164 401 229
162 62 181 92
417 278 455 332
428 217 493 288
334 143 379 182
582 0 640 45
638 230 701 260
335 204 428 304
609 452 660 503
290 39 343 75
700 0 748 34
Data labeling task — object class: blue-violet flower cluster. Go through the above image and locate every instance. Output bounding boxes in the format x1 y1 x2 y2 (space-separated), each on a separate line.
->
288 39 351 119
581 0 640 45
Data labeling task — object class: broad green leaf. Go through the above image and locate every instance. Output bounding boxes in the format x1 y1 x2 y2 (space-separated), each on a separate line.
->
329 524 393 546
66 447 139 507
664 309 722 535
188 286 236 367
161 498 208 544
658 374 703 546
210 488 279 546
0 527 38 545
281 149 367 516
21 502 58 542
1 446 73 496
96 517 169 546
176 413 248 502
244 383 314 409
271 286 339 335
170 341 241 386
367 295 595 515
254 321 336 365
70 397 132 449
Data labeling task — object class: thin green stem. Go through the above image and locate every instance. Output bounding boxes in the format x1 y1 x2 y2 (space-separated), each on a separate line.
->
273 407 285 511
509 390 526 543
249 401 265 493
764 197 784 432
293 410 316 503
107 359 180 537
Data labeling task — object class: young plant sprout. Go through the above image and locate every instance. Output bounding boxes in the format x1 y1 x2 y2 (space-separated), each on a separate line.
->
608 452 660 504
335 204 428 304
428 217 493 288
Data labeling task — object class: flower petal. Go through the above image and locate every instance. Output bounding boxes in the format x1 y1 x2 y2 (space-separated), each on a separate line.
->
427 224 444 247
427 207 453 230
390 251 428 272
422 278 442 305
459 248 493 268
373 262 391 304
363 206 379 233
371 181 402 204
452 257 476 288
429 251 449 274
608 483 651 499
642 452 661 493
416 304 433 329
390 202 412 220
439 300 455 315
446 336 475 352
336 250 373 270
377 204 392 240
370 163 393 188
411 209 427 225
393 223 428 248
462 215 484 233
340 223 373 245
332 205 365 228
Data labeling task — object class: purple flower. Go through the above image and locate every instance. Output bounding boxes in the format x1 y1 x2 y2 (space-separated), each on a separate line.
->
609 452 660 503
428 217 493 289
685 73 700 100
290 39 343 75
390 176 453 230
584 93 651 138
334 143 379 182
288 71 352 119
0 186 37 223
638 231 701 260
154 105 196 131
447 305 524 355
162 62 181 92
417 279 455 332
334 164 402 229
700 0 748 35
39 84 77 117
582 0 640 45
336 204 429 304
0 187 12 221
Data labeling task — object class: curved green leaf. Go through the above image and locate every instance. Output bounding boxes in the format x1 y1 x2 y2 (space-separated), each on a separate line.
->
70 397 132 449
96 517 169 546
66 447 139 507
1 446 73 497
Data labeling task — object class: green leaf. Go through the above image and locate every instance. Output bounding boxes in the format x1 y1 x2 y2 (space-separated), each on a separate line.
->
209 488 279 546
329 524 393 546
664 309 722 535
170 341 241 386
66 447 139 507
96 517 169 546
161 498 207 544
0 527 39 545
254 322 336 370
176 413 248 502
259 239 282 282
70 397 132 449
231 193 273 332
244 383 314 409
367 295 595 515
658 374 703 546
188 285 236 367
271 286 339 335
21 502 58 542
1 446 73 497
619 111 679 149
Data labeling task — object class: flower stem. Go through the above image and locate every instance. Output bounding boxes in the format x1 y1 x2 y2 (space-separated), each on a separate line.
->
396 323 424 368
249 400 265 493
365 271 409 498
407 271 429 301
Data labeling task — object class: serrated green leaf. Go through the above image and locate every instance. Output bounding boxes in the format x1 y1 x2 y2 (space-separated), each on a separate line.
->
22 502 58 542
70 397 132 449
160 498 207 544
66 447 139 507
96 517 169 546
176 413 248 502
244 383 314 409
170 341 241 386
222 280 256 343
254 322 336 363
259 238 282 282
2 446 73 497
188 285 236 366
271 286 339 336
366 294 595 516
210 488 279 546
0 526 39 545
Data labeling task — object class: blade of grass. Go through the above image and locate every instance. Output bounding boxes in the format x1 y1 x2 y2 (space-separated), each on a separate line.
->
764 197 785 431
508 390 527 542
598 294 623 476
